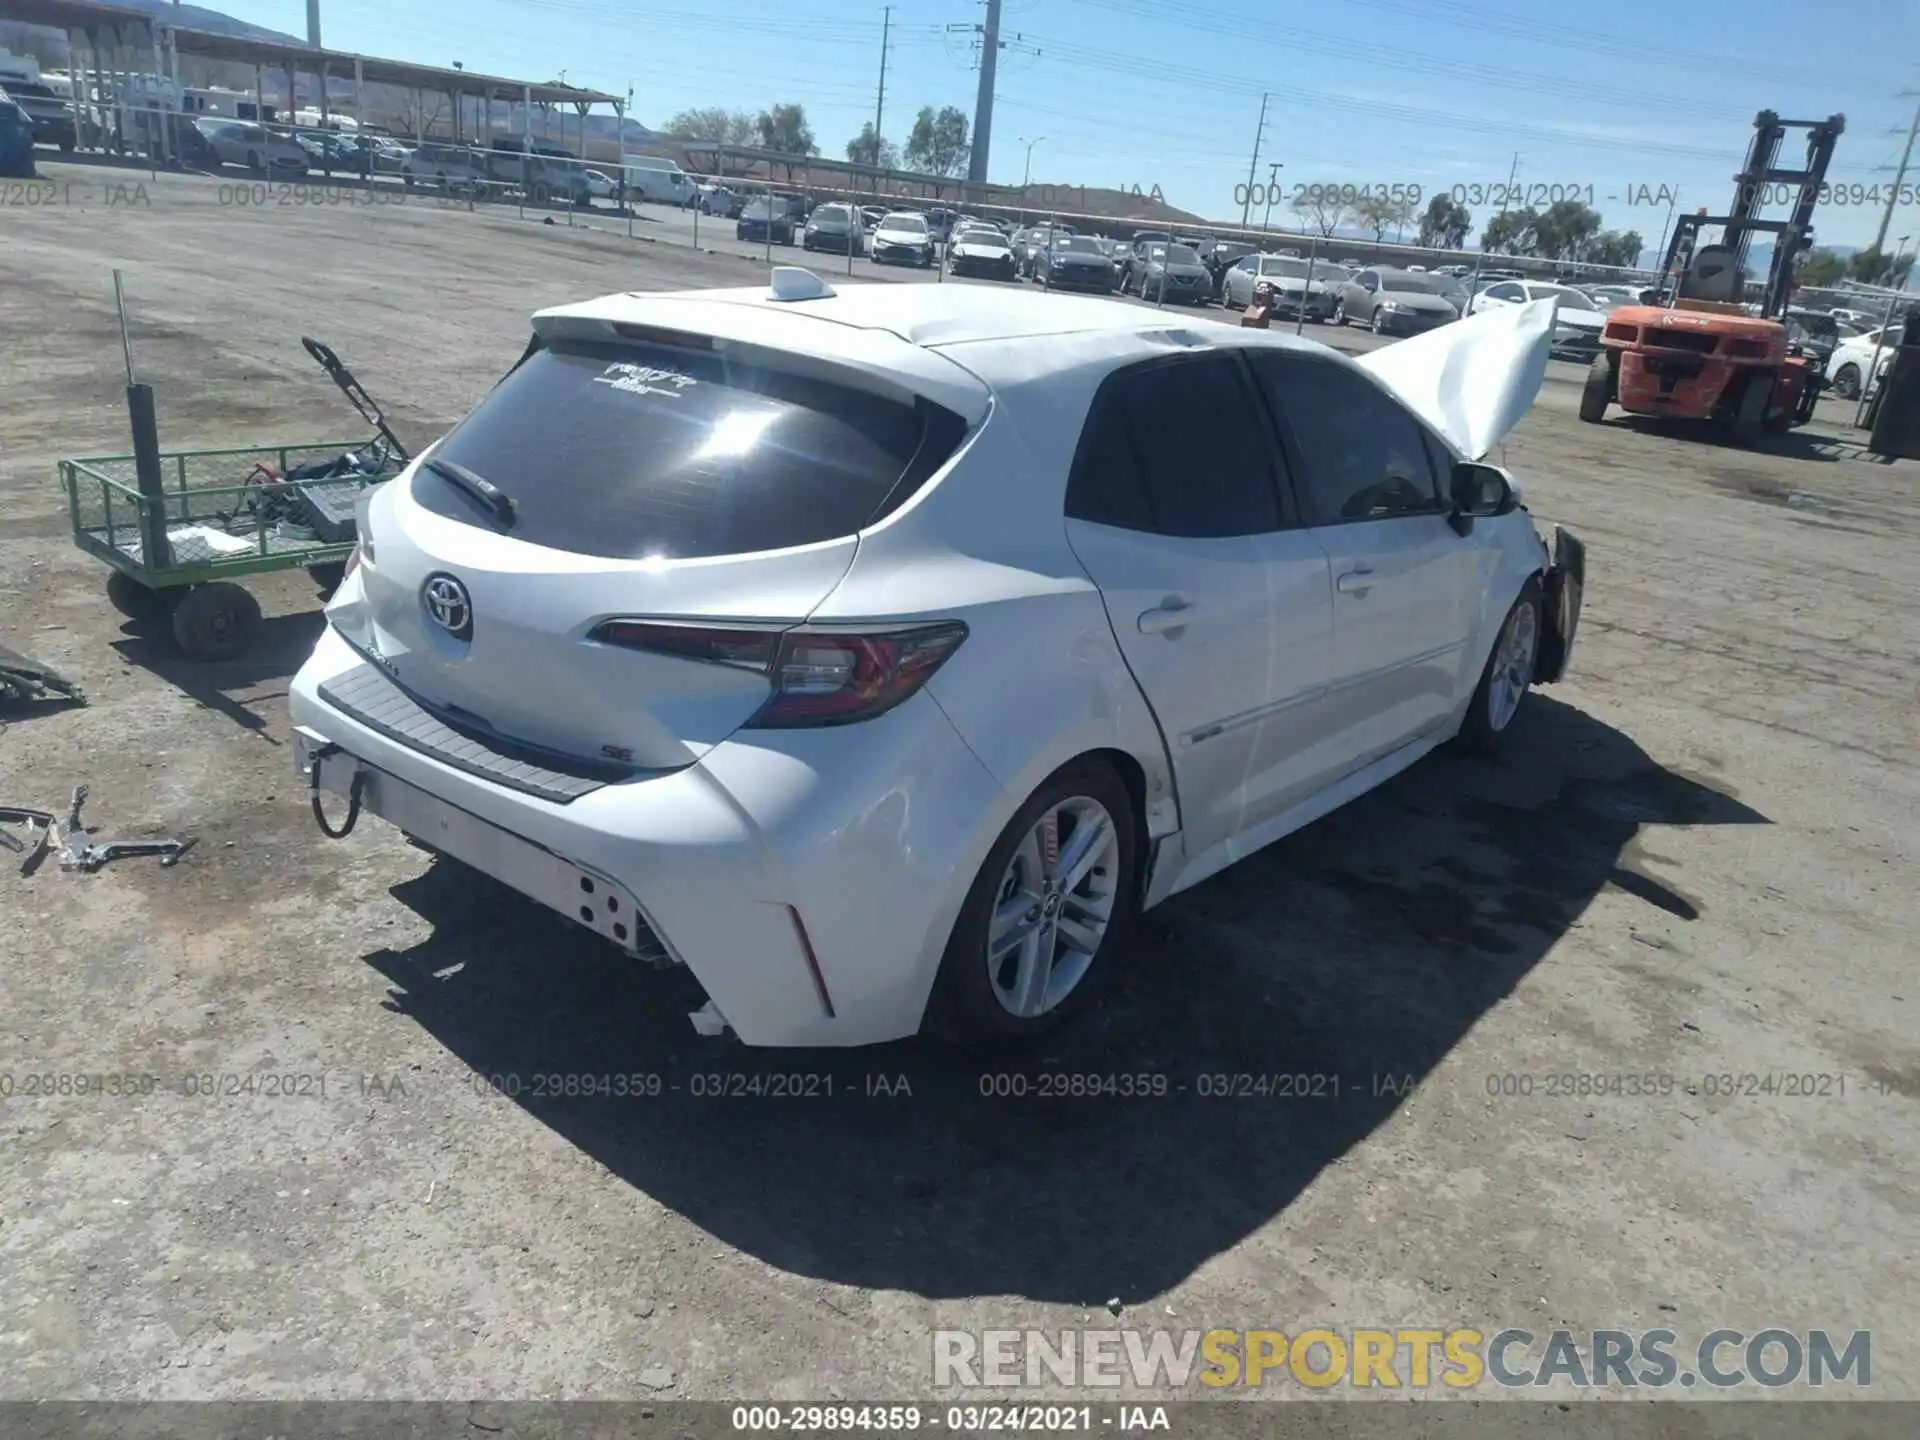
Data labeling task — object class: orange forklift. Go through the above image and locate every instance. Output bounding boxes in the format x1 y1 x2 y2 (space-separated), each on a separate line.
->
1580 110 1846 445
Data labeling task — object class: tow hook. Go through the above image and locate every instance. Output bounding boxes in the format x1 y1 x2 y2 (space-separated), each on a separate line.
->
307 743 367 839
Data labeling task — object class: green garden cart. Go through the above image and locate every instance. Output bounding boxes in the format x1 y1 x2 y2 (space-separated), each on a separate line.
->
60 338 410 662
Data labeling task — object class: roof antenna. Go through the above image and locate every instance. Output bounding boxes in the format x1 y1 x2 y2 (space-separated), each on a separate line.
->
768 267 837 302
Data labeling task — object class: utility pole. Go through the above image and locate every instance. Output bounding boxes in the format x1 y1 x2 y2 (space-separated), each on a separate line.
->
306 0 321 47
1471 151 1520 290
1262 160 1282 232
1874 92 1920 257
870 5 891 180
1240 91 1270 227
967 0 1000 185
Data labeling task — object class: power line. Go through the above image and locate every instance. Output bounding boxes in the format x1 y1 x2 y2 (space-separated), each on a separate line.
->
1017 35 1771 160
1053 0 1792 124
1334 0 1905 90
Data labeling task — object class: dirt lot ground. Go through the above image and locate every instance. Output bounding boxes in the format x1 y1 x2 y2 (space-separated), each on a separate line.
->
1 162 1916 1406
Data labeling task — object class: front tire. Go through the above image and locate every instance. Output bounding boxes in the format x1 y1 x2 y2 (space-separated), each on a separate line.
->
1332 299 1348 326
1730 372 1771 447
1458 579 1543 754
925 759 1139 1049
1579 352 1614 423
1830 363 1861 400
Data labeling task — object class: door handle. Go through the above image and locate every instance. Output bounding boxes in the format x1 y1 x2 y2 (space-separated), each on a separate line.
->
1137 596 1193 636
1335 568 1377 595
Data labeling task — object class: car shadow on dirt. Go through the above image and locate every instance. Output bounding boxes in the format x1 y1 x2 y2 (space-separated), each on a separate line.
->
110 610 325 740
362 693 1768 1303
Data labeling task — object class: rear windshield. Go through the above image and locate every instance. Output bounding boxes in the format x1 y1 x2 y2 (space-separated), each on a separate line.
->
417 339 967 561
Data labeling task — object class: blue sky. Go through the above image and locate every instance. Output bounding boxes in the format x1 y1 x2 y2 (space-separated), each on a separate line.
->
225 0 1917 248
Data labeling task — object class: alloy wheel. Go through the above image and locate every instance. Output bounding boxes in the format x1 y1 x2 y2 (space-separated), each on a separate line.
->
1487 599 1539 732
985 797 1121 1019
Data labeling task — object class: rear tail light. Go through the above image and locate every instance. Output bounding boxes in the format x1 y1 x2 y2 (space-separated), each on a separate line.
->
588 619 968 728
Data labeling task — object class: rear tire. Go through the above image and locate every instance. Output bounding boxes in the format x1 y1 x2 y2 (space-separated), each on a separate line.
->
171 582 262 662
1579 353 1614 423
924 758 1140 1050
1458 579 1543 755
106 569 175 622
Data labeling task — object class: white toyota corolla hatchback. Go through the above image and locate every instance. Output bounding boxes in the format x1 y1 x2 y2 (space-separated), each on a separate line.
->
290 272 1584 1049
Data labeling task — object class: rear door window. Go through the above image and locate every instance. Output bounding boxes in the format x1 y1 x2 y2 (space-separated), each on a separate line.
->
416 339 965 560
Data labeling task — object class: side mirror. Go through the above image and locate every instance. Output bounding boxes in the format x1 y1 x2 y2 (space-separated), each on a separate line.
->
1448 462 1518 535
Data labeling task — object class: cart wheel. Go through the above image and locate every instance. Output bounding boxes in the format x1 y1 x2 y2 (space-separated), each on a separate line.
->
308 561 348 598
171 582 262 662
106 569 177 622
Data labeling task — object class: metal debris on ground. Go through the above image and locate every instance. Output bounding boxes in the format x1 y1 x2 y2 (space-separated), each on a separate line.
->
0 784 196 876
0 639 85 706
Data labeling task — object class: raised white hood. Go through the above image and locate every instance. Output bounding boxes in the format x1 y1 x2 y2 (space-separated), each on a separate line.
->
1356 297 1555 459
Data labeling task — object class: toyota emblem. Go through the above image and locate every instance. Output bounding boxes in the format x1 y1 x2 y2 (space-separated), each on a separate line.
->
422 573 473 640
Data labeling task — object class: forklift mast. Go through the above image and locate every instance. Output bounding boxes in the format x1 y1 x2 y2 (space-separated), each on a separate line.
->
1658 109 1845 319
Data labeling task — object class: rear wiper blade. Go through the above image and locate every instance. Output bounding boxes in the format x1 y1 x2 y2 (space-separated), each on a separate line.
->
422 456 515 525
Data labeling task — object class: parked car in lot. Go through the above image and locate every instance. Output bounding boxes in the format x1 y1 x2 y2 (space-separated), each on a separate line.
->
860 206 886 232
405 142 488 192
736 196 795 245
0 87 37 176
196 119 309 175
1037 235 1121 292
948 223 1021 280
694 183 743 217
1196 240 1258 301
1469 280 1604 359
1221 253 1339 319
289 280 1581 1048
1120 241 1213 303
0 76 76 151
1333 267 1459 334
1782 307 1846 369
1826 325 1898 399
1015 224 1077 278
803 202 865 255
870 211 935 267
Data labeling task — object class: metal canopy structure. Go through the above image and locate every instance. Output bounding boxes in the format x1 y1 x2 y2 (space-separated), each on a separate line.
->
0 0 617 106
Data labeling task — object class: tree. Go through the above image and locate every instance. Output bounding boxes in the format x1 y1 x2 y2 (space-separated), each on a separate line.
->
1481 206 1540 255
844 123 900 171
1795 249 1848 287
755 103 818 157
1289 189 1349 239
664 106 755 145
1352 192 1401 242
1585 229 1643 269
1849 245 1915 286
1417 193 1472 249
1532 199 1603 260
903 105 970 177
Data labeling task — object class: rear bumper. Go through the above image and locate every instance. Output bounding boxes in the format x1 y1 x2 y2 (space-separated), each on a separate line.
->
289 623 1006 1047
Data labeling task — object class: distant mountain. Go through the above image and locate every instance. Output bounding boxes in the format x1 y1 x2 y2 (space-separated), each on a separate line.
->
0 1 298 67
81 0 299 42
